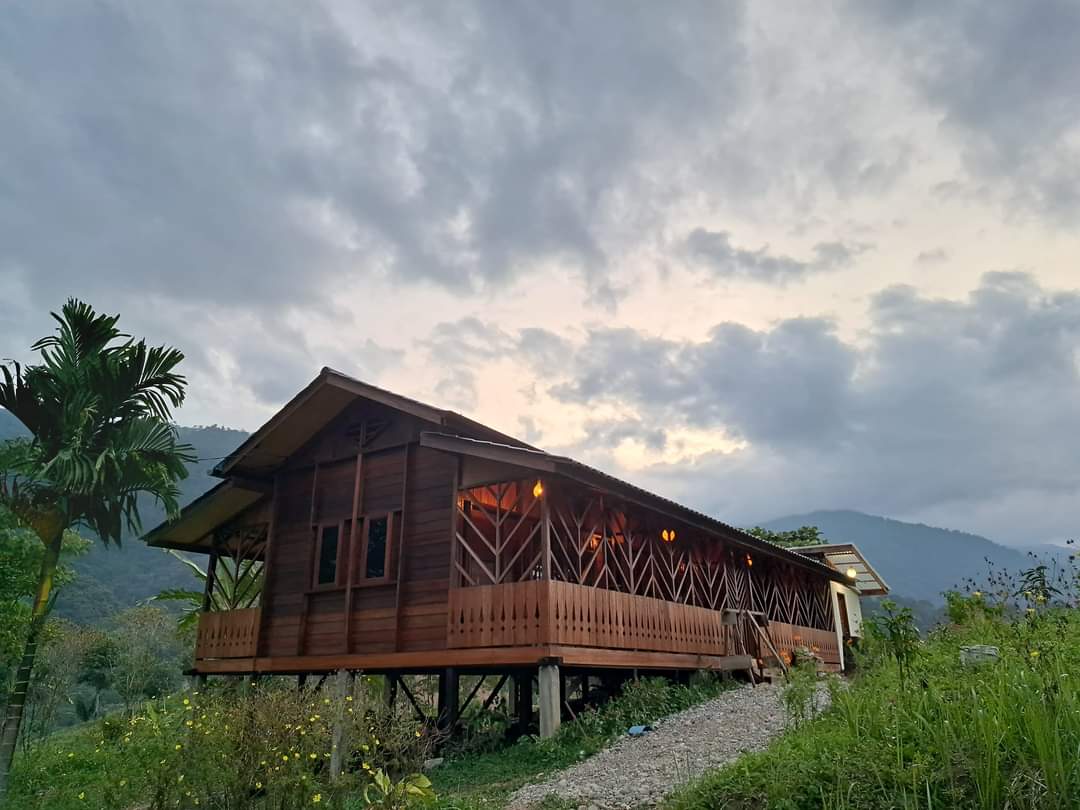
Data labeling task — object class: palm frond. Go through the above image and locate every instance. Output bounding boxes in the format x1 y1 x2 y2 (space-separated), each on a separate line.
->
3 299 194 546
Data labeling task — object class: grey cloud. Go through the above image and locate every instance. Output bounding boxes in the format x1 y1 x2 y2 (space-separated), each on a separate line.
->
422 318 514 364
683 229 870 283
0 1 756 317
915 248 948 265
551 317 856 444
434 370 479 412
857 0 1080 221
541 274 1080 541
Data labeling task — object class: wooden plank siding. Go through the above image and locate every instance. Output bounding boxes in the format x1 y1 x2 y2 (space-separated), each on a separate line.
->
253 399 460 660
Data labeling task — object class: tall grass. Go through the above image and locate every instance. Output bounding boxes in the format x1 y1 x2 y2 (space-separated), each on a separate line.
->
666 597 1080 810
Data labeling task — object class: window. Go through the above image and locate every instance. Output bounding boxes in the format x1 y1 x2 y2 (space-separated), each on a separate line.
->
365 516 388 579
316 524 340 586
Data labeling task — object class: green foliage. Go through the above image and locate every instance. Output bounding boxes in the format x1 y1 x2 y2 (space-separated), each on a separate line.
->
0 503 88 690
0 299 195 544
744 525 824 549
666 583 1080 809
5 679 434 810
780 659 822 729
151 550 264 629
864 599 920 685
431 673 733 809
362 770 434 809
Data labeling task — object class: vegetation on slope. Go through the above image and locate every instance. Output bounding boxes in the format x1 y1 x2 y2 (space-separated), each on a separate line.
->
4 678 434 810
667 576 1080 810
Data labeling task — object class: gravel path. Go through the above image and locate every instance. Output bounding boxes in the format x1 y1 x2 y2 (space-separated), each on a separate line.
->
508 683 827 810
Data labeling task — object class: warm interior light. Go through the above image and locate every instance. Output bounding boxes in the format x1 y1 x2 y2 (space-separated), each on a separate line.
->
846 567 858 580
745 553 753 567
589 533 601 550
532 480 544 498
661 528 676 543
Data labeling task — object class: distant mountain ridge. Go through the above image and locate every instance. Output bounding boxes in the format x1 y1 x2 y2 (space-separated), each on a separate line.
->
762 510 1035 603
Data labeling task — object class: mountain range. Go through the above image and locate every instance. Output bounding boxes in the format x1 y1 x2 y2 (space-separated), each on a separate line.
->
1 409 1063 625
761 510 1047 604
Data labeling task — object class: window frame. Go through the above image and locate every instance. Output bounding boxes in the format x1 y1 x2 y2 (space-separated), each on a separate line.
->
311 520 348 590
355 510 399 586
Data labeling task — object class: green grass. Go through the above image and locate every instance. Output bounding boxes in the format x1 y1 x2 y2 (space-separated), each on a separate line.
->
665 603 1080 810
431 674 734 809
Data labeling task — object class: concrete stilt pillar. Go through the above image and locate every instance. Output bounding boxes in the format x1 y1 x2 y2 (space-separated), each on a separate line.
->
538 663 561 738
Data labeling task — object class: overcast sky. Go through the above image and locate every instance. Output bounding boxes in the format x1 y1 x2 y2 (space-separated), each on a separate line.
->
3 1 1080 545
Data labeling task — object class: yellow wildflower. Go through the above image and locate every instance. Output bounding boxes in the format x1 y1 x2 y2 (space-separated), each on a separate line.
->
78 793 85 800
309 753 318 759
1031 650 1040 658
313 795 322 804
255 782 263 789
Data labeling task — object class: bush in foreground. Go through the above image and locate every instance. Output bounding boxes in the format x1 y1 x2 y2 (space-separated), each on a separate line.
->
6 678 433 810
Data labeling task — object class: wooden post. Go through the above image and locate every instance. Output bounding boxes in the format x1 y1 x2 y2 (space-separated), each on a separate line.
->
194 543 218 683
343 448 365 654
513 672 532 735
437 667 459 732
329 669 353 781
392 443 410 648
538 663 560 738
540 485 551 580
385 674 398 708
201 547 219 613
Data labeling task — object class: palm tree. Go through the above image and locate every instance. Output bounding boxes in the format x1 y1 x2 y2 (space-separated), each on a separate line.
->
151 549 263 629
0 300 194 794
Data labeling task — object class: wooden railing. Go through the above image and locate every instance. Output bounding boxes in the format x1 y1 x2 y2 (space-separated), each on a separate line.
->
195 608 261 659
767 619 841 667
447 581 757 657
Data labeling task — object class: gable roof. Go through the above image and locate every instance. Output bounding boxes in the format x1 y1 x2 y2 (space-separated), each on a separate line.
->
213 367 533 478
148 370 846 583
420 432 844 582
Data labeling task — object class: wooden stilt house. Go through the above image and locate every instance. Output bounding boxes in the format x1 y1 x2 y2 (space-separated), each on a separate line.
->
145 368 870 735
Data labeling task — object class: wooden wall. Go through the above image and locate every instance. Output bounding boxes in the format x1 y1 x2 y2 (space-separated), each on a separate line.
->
256 398 458 658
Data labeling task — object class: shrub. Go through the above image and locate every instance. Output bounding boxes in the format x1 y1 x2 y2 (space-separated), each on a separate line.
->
6 678 433 810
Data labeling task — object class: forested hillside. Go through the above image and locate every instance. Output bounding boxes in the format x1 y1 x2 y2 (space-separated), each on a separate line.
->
0 409 247 624
763 509 1036 604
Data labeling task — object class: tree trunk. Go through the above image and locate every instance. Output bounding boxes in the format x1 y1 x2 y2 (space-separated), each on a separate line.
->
0 525 64 797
